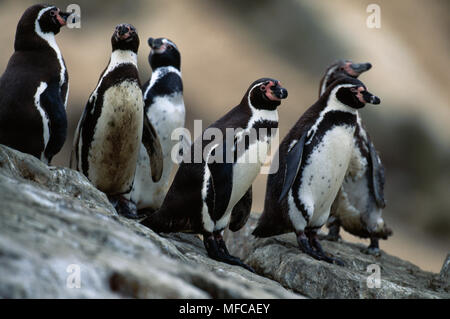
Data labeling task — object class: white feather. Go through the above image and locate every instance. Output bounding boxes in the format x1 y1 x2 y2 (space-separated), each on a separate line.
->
34 82 50 162
35 7 67 97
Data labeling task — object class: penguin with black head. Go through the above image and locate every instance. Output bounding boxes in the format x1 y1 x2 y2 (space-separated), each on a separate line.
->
253 76 381 265
319 60 391 255
142 78 288 271
71 24 163 219
0 4 70 163
130 37 185 214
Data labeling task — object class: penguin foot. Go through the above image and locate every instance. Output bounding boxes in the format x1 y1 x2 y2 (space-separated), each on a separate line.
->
363 246 381 257
362 238 381 256
297 232 345 266
108 195 142 219
296 233 330 262
321 232 342 242
309 234 345 266
322 223 341 242
203 233 255 273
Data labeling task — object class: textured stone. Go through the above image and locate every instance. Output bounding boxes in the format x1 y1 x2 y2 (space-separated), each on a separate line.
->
224 214 450 299
0 145 301 299
440 254 450 289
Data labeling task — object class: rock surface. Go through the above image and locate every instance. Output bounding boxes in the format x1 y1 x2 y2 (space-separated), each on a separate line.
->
0 145 301 299
224 215 450 299
0 145 448 299
441 254 450 289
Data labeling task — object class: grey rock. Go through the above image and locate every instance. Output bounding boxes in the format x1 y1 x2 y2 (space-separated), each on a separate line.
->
224 214 450 299
0 145 301 299
441 254 450 288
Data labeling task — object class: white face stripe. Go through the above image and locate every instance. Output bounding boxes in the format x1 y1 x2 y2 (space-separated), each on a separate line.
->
143 66 182 100
161 38 177 50
35 7 67 93
247 82 279 126
306 83 357 145
34 82 50 161
89 50 138 112
320 65 339 96
247 82 263 109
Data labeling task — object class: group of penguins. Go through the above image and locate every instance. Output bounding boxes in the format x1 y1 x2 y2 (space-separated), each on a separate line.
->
0 4 393 272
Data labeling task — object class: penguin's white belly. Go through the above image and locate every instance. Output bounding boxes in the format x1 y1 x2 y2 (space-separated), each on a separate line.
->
297 125 355 228
131 95 185 209
332 178 368 233
339 175 384 233
215 139 269 230
88 81 143 194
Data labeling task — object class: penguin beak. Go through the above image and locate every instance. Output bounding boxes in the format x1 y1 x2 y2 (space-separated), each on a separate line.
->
56 11 70 27
362 90 381 105
115 24 136 41
272 86 288 100
350 62 372 75
148 37 155 48
148 38 165 53
118 26 128 37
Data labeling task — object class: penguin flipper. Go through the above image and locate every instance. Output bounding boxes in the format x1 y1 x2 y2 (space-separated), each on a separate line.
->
229 186 252 232
41 81 68 163
70 107 87 170
206 143 233 221
368 141 386 208
142 115 163 182
279 131 308 202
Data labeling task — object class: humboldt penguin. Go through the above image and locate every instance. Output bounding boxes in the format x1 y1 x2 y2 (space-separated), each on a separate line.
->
142 78 288 271
320 60 392 255
130 37 185 213
0 4 70 164
71 24 163 218
253 77 381 265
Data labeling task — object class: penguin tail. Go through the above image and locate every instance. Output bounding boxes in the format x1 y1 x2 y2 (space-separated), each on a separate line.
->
140 208 192 234
252 215 287 238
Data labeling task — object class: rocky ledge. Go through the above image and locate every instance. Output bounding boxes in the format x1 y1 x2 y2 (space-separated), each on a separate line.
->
0 145 448 299
224 216 449 299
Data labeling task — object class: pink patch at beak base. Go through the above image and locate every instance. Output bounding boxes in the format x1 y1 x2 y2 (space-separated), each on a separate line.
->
344 62 358 77
264 82 281 101
56 12 67 26
355 87 366 103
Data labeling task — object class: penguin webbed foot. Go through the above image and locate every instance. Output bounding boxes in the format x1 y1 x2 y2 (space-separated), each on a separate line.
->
319 227 342 242
203 233 255 273
323 232 342 242
322 218 341 242
108 195 143 220
297 231 345 266
362 238 381 257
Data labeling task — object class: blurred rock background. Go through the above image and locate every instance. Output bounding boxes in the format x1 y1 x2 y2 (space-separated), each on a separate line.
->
0 0 448 272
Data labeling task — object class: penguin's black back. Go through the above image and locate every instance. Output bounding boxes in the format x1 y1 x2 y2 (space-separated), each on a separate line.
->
0 49 63 158
0 4 69 161
143 103 254 233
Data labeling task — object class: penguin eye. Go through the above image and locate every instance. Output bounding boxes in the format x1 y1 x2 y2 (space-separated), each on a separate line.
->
350 87 358 93
50 10 57 17
260 85 266 92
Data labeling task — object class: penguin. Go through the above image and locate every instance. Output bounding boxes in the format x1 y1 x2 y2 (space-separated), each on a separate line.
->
253 76 381 265
319 60 392 256
129 37 185 213
71 24 163 218
142 78 288 271
0 4 70 164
